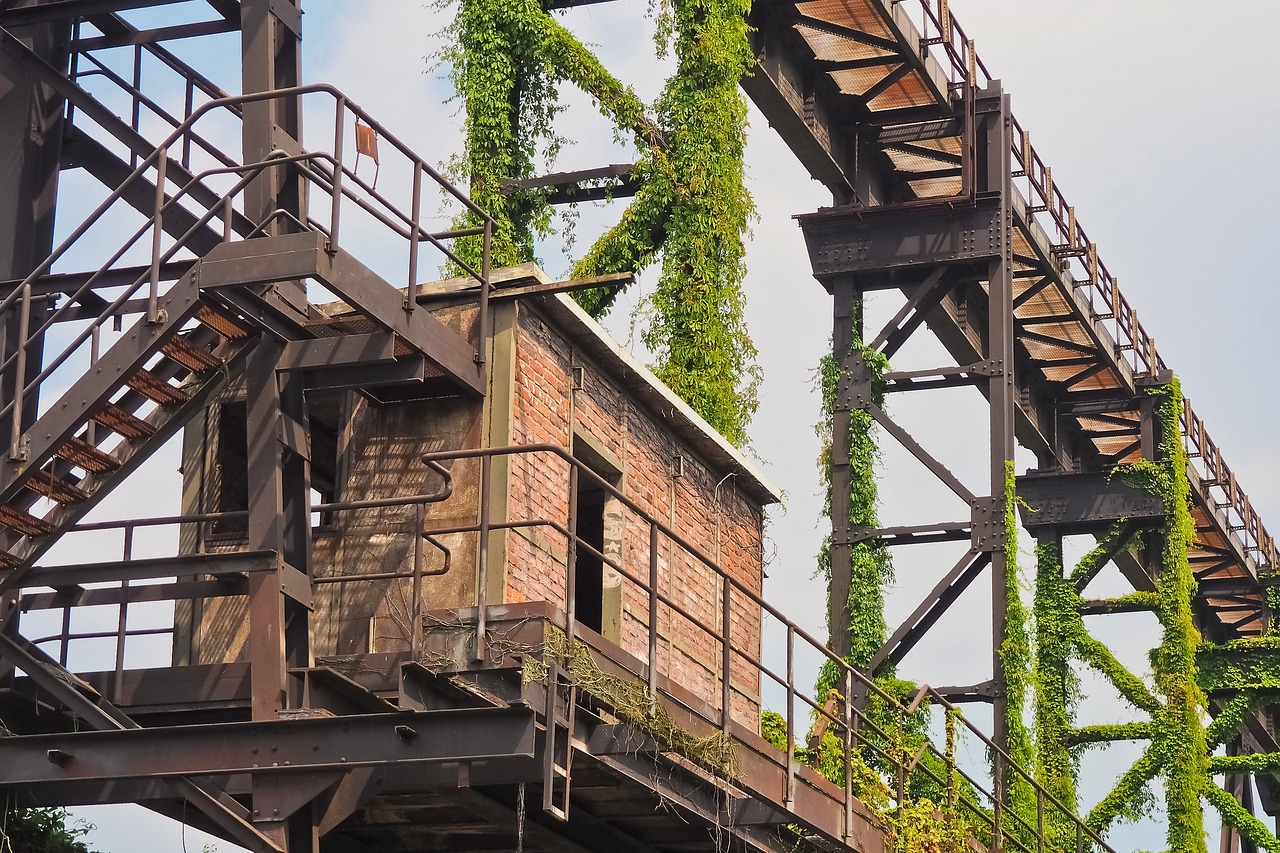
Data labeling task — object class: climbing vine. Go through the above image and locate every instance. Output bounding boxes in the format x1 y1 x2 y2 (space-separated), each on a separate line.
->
443 0 759 446
1032 536 1079 847
1113 381 1209 853
814 306 892 683
1001 461 1036 839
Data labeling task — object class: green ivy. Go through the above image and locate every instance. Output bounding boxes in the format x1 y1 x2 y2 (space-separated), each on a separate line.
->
1114 381 1208 853
1033 536 1079 846
814 312 893 682
1205 691 1260 747
1069 722 1151 745
760 704 979 851
1204 782 1280 852
999 462 1038 846
443 0 759 446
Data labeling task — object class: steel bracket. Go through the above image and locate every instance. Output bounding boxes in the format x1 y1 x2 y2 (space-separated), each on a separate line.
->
967 358 1003 377
836 367 873 411
268 0 303 38
970 496 1005 552
252 770 345 824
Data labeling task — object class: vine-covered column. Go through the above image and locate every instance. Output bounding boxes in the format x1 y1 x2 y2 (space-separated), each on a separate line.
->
451 0 561 268
818 286 891 679
1032 530 1079 845
639 0 758 446
1102 381 1209 852
1144 382 1209 853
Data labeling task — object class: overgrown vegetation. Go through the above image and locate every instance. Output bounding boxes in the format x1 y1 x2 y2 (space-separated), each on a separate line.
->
442 0 759 445
1110 382 1209 852
814 303 892 683
1 808 102 853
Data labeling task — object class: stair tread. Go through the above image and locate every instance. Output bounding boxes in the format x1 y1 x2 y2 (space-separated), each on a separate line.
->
127 369 190 406
0 503 53 537
161 335 222 373
93 404 156 440
25 470 90 504
55 437 121 474
195 305 250 341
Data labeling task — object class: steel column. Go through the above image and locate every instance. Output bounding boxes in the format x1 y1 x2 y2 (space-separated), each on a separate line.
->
0 19 64 477
827 280 857 661
981 82 1017 760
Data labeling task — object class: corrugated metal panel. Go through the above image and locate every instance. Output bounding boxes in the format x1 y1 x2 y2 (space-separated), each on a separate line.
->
830 64 897 96
906 177 963 198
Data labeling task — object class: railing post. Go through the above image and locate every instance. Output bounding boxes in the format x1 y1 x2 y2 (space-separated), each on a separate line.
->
475 220 491 367
222 195 234 242
9 282 30 460
113 524 134 705
992 756 1004 852
182 80 195 168
565 464 579 644
58 601 71 667
406 161 422 309
785 623 796 811
411 502 424 659
474 451 492 661
720 575 731 733
843 667 854 840
1036 787 1044 853
647 525 659 702
86 325 100 445
147 147 166 323
329 97 345 253
895 711 907 845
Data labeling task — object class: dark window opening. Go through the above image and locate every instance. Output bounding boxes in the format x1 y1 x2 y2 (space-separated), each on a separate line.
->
574 479 607 634
210 393 345 537
307 391 344 529
212 401 248 536
571 437 623 642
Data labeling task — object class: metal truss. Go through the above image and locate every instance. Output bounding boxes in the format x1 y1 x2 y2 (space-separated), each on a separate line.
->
773 0 1279 846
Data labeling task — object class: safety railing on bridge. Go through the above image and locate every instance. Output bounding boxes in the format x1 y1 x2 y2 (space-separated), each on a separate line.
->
891 0 1275 576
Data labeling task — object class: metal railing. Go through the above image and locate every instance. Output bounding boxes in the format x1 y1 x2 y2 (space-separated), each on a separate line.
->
883 0 1273 575
1 83 495 457
17 458 456 695
9 440 1113 850
414 443 1114 852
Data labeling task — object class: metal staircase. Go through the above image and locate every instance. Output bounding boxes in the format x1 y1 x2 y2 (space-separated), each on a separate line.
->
0 16 494 585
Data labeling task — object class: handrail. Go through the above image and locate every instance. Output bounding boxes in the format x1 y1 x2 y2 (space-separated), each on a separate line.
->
0 84 498 461
12 441 1112 850
22 459 456 679
417 443 1115 851
874 0 1274 575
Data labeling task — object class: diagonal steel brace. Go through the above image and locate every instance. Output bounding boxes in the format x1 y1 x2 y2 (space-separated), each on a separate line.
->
0 632 283 853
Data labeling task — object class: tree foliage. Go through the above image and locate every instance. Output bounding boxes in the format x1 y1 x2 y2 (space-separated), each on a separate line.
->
2 808 101 853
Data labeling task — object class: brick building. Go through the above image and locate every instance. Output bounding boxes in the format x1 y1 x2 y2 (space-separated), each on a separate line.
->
177 265 778 726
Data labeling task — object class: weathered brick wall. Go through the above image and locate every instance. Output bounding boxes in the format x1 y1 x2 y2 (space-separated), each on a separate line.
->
506 303 766 726
183 295 768 729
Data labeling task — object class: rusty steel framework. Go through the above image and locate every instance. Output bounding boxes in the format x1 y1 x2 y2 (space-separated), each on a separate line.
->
0 0 1272 852
748 0 1279 848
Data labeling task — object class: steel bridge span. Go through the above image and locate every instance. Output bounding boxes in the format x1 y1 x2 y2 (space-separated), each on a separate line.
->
0 0 1273 851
